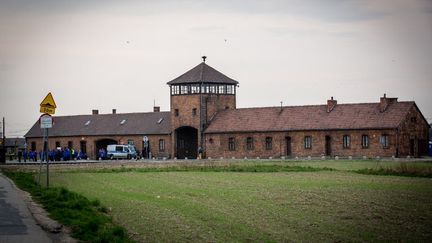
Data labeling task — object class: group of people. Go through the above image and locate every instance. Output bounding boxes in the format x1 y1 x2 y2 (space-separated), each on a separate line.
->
21 147 87 162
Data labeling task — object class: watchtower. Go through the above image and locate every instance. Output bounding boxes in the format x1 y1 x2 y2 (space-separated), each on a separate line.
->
167 57 239 159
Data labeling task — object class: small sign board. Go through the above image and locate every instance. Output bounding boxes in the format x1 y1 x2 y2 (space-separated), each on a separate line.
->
143 136 149 147
40 114 53 129
40 106 55 114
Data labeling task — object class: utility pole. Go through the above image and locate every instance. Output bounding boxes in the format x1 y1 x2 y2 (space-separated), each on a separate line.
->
0 117 5 163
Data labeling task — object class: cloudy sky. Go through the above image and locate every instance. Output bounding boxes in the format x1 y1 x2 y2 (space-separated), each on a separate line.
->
0 0 431 137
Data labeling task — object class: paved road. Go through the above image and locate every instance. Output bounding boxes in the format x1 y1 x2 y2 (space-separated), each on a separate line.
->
0 173 52 243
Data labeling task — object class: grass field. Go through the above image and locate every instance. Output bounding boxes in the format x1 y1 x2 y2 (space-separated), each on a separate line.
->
45 160 432 242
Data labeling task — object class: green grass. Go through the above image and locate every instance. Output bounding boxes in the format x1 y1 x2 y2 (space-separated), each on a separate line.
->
2 171 133 243
47 169 432 242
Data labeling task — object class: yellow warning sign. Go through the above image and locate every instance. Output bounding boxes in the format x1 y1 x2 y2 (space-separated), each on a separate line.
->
40 92 57 108
40 92 56 114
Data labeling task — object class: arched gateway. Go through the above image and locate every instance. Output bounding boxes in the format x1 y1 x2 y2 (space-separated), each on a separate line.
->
95 138 116 159
175 126 198 159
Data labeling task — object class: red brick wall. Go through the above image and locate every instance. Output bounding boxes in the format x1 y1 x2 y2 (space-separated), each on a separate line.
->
397 105 430 157
204 129 398 158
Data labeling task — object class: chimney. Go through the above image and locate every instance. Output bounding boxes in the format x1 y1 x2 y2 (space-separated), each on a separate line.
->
153 106 160 112
380 93 398 112
92 109 99 115
112 109 116 114
327 97 337 112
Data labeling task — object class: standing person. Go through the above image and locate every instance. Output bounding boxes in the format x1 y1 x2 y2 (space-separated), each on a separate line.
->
18 150 22 162
23 150 27 162
198 147 203 160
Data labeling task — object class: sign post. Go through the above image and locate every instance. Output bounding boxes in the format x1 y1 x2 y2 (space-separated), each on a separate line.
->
39 93 56 188
143 136 149 159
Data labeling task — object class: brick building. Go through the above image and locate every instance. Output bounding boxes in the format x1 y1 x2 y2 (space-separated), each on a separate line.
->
25 58 430 159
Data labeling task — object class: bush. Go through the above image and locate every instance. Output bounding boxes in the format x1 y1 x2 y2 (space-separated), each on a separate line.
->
2 171 133 243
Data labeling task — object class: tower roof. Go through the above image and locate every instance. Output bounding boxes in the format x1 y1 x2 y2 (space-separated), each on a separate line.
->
167 62 239 85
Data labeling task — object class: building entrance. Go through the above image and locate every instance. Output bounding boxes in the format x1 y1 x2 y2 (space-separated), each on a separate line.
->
325 136 332 156
175 126 198 159
285 136 292 156
95 139 117 159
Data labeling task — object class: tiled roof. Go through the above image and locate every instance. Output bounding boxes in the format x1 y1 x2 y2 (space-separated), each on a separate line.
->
205 102 416 133
167 62 239 85
25 112 171 138
4 138 26 148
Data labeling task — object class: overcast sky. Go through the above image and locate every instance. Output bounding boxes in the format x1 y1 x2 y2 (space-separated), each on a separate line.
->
0 0 431 137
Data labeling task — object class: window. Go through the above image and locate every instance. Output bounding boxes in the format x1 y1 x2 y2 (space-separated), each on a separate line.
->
246 137 254 150
265 137 272 150
304 136 312 149
68 141 73 149
380 134 389 148
175 109 179 117
228 137 235 151
361 135 369 148
55 141 60 148
226 85 234 94
343 135 350 148
171 85 180 95
192 108 197 116
127 139 134 145
411 117 417 123
218 85 225 94
209 85 216 94
191 84 200 94
31 142 36 151
180 85 190 94
159 139 165 152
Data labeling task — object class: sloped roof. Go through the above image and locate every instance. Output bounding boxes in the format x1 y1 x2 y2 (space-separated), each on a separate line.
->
25 112 171 138
167 62 239 85
4 138 26 149
205 101 416 133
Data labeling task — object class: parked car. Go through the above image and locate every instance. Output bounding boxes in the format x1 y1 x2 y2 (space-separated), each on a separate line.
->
106 144 137 160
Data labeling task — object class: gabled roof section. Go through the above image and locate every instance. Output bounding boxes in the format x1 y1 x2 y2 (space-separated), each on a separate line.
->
25 112 171 138
167 62 239 85
205 101 416 133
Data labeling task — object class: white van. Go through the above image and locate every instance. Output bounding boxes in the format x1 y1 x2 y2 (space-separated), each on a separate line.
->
106 144 137 160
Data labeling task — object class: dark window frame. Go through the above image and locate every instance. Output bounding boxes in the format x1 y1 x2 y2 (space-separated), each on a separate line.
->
361 135 369 148
380 134 389 148
265 137 273 150
228 137 235 151
343 135 350 149
159 139 165 152
304 136 312 149
246 137 254 150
